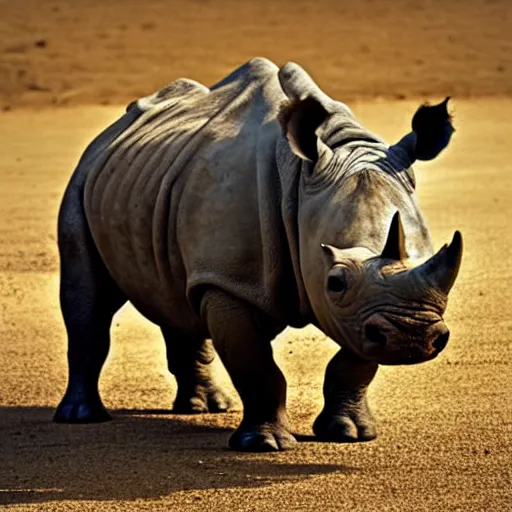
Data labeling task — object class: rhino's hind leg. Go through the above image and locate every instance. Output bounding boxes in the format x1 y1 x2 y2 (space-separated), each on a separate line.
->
201 289 296 452
162 327 232 414
54 189 127 423
313 349 378 442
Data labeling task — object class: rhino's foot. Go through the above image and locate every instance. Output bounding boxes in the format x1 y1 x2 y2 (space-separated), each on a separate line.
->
54 395 111 423
173 385 233 414
313 409 377 443
229 422 297 452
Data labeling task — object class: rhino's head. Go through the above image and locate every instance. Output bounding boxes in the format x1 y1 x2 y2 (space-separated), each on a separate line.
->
319 212 462 365
278 62 463 365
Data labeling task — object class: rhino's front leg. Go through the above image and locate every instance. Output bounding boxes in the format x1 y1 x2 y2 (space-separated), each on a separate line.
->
201 288 296 452
162 327 232 414
313 349 378 442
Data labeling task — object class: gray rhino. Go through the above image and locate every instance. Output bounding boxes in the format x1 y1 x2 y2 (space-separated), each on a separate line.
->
54 58 463 451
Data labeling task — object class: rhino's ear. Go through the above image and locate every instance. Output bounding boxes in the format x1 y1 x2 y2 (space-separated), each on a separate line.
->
395 97 455 162
279 96 332 163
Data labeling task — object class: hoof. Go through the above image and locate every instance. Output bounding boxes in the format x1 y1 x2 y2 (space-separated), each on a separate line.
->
229 423 297 452
313 411 377 442
173 386 233 414
54 397 111 423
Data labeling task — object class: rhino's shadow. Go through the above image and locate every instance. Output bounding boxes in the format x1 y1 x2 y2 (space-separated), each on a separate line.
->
0 406 354 505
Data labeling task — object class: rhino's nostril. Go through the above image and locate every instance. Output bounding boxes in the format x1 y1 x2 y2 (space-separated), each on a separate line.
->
365 324 387 347
433 330 450 352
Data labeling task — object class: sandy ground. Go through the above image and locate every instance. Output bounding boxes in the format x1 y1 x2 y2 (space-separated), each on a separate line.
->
0 99 510 511
1 0 512 110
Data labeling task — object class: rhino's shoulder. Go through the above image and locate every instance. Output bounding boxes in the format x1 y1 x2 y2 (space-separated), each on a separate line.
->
209 57 279 91
126 57 280 116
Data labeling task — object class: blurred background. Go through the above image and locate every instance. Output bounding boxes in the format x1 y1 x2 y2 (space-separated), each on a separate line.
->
1 0 511 110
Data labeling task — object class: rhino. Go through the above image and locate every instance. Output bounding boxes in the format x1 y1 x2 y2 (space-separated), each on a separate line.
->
54 58 463 451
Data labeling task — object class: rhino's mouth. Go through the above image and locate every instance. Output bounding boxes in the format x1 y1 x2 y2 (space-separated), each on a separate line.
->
369 345 444 366
359 311 449 365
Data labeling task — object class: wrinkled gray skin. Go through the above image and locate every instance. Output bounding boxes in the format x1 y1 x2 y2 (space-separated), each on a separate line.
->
54 58 463 451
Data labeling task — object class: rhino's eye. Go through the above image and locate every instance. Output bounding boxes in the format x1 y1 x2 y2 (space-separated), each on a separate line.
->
327 274 347 294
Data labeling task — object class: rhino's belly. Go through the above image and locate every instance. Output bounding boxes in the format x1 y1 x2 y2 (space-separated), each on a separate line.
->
94 214 200 332
91 213 200 332
114 267 198 333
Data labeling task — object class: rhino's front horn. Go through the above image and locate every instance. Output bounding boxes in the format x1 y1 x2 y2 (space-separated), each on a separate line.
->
412 231 463 294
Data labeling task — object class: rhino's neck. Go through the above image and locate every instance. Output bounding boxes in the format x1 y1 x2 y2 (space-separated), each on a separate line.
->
304 138 416 195
301 143 431 253
311 111 417 196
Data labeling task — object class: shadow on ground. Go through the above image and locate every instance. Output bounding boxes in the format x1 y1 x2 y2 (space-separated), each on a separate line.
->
0 407 353 505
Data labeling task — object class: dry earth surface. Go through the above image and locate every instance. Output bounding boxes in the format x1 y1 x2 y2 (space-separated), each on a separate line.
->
0 0 511 511
1 100 511 512
1 0 512 109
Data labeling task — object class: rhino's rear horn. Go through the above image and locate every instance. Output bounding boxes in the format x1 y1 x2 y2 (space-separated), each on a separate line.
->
412 231 463 294
381 211 407 261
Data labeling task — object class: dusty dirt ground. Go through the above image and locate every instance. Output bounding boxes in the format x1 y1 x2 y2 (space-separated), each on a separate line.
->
1 0 512 109
1 101 511 511
0 1 511 511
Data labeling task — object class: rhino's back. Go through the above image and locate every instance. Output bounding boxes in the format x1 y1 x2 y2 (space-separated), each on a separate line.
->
82 58 293 332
